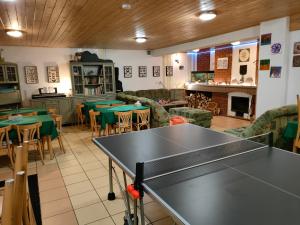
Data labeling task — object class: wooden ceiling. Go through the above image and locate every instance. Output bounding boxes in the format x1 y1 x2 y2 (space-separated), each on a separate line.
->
0 0 300 50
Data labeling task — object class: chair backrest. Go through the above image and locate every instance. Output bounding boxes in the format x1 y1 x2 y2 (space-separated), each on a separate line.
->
48 108 56 115
1 178 15 225
76 104 84 116
89 110 100 131
96 104 110 108
14 129 29 174
51 114 63 132
135 109 150 125
111 103 125 107
0 125 11 151
115 111 132 128
0 114 11 120
16 122 41 144
22 111 37 117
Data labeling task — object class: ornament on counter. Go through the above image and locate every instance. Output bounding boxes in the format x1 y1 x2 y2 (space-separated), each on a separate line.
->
138 66 147 77
239 48 250 62
261 33 272 46
270 66 282 78
260 59 270 70
293 55 300 67
124 66 132 78
271 43 282 54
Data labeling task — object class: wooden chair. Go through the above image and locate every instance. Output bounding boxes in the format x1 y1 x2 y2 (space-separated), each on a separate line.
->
96 104 110 108
133 109 150 131
76 104 85 127
51 114 65 154
89 110 100 137
0 125 14 167
47 108 56 115
293 94 300 153
111 103 125 107
0 114 10 120
22 112 37 117
114 111 133 134
15 122 44 164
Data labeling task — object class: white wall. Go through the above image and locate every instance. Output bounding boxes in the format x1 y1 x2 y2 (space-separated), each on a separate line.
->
286 30 300 104
0 46 164 102
231 43 257 84
256 17 290 117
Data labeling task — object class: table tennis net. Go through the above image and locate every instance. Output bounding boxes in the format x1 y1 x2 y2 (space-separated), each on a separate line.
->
143 133 271 181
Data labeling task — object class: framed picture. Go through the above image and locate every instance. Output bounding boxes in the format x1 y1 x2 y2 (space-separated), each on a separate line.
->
152 66 160 77
239 48 250 62
166 66 173 76
270 66 282 78
293 55 300 67
124 66 132 78
260 59 270 70
217 57 228 69
139 66 147 77
47 66 60 83
271 43 282 54
24 66 39 84
293 42 300 54
261 33 272 46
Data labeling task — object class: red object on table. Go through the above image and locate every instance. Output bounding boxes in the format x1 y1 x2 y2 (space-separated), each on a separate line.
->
169 116 188 125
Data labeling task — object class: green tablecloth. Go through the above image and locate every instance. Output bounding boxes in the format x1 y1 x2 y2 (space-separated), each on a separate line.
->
0 108 48 116
0 115 58 140
83 100 125 121
283 120 298 139
95 105 149 129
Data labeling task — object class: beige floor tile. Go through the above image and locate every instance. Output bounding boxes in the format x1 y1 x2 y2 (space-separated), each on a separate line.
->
43 211 78 225
88 217 115 225
96 185 121 201
86 168 108 179
70 190 101 209
61 165 84 177
75 202 109 225
66 180 94 196
152 217 177 225
63 172 88 185
81 161 104 171
38 169 62 182
39 177 65 192
37 164 59 176
41 197 73 218
112 211 151 225
56 154 77 162
40 187 69 203
58 159 80 169
144 201 169 223
103 198 126 215
90 176 111 188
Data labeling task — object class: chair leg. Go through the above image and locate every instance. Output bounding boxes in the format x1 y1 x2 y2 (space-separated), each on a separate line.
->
57 135 65 153
37 141 44 165
8 145 15 168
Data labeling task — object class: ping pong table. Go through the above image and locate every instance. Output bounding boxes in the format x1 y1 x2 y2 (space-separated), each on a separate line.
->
93 123 300 225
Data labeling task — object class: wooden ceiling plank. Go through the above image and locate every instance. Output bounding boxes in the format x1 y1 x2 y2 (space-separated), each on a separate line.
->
31 0 47 46
24 0 37 46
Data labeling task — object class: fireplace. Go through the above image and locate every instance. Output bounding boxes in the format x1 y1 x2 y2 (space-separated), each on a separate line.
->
228 92 252 119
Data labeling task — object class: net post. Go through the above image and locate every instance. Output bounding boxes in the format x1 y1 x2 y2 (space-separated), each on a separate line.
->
268 132 274 147
134 162 144 198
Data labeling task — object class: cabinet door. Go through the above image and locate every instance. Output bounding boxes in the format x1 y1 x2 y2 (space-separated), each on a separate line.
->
103 65 115 93
0 66 5 83
31 100 46 108
71 65 84 95
59 98 73 124
5 65 18 83
45 100 60 114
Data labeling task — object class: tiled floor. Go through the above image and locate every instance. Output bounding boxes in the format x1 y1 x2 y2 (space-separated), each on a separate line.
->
0 116 249 225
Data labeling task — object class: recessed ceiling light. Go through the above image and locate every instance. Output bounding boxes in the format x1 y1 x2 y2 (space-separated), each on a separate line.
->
135 37 147 43
231 41 241 46
1 0 16 2
122 3 131 9
5 29 24 38
199 11 216 21
192 49 199 52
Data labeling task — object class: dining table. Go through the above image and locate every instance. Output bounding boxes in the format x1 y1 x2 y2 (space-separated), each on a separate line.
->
83 100 125 121
94 104 149 130
0 107 48 116
0 114 58 159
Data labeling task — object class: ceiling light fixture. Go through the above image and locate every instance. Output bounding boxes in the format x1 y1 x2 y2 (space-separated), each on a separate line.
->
122 3 131 10
135 37 147 43
231 41 241 46
5 29 24 38
199 11 216 21
192 49 199 52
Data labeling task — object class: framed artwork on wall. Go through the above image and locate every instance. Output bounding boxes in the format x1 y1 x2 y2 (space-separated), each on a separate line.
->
271 43 282 54
166 66 173 76
47 66 60 83
293 55 300 67
261 33 272 46
153 66 160 77
270 66 281 78
124 66 132 78
217 57 228 69
293 42 300 54
259 59 270 70
139 66 147 77
24 66 39 84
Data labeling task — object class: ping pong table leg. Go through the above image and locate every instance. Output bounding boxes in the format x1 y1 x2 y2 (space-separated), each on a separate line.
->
108 158 116 200
139 198 145 225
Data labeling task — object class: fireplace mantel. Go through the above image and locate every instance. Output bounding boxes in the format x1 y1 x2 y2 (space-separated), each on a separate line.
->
185 83 257 95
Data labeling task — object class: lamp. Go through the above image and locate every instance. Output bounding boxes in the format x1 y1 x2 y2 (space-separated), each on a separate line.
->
5 29 24 38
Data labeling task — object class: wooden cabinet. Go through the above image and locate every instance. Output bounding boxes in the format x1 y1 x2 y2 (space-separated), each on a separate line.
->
31 98 74 124
70 61 115 97
0 62 21 106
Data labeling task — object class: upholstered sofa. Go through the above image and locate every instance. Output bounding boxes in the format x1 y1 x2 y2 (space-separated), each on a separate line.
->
225 105 298 149
117 89 212 128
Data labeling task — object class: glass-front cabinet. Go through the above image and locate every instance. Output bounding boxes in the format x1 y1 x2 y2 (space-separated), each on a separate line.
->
70 61 115 97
